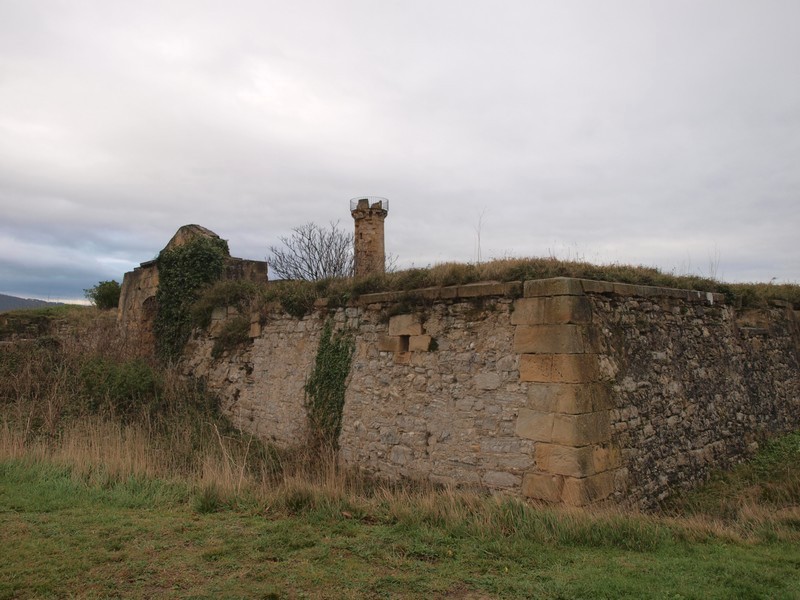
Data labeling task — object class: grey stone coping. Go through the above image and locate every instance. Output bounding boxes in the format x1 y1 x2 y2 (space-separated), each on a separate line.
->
354 277 726 306
245 278 729 315
356 281 522 305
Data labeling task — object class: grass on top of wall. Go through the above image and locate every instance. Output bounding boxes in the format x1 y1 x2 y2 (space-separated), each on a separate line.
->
193 256 800 319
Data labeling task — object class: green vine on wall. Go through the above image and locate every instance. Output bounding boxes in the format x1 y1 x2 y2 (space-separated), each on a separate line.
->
305 319 355 450
154 236 229 361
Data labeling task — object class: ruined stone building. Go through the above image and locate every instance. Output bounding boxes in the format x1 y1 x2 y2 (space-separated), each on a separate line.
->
117 224 267 348
118 203 800 508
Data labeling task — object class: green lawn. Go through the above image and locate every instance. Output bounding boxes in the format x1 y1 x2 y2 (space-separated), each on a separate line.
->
2 461 798 599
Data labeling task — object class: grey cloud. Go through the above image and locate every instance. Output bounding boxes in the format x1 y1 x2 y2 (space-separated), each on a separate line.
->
1 1 798 300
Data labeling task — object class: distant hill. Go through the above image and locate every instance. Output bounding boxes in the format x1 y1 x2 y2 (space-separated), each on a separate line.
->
0 293 63 313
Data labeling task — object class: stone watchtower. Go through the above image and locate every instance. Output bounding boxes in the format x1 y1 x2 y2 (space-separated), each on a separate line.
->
350 197 388 277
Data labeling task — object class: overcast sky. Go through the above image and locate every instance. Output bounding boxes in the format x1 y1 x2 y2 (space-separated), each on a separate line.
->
1 0 798 301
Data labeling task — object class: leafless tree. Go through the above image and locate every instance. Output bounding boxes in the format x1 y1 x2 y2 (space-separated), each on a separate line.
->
268 221 354 280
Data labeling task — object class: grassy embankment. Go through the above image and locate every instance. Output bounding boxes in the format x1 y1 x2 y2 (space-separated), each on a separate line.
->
184 256 800 327
2 260 800 598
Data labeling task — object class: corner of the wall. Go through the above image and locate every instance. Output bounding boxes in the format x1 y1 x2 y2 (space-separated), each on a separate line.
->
514 278 622 506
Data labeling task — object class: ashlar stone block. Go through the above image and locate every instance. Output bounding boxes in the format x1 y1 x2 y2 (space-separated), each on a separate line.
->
457 281 507 298
579 279 614 294
511 296 592 326
551 411 611 446
536 443 595 478
523 278 584 297
521 472 564 503
560 471 616 506
378 335 405 352
408 335 432 352
519 354 600 383
515 409 554 442
592 444 621 473
513 324 586 354
527 383 612 414
388 314 423 336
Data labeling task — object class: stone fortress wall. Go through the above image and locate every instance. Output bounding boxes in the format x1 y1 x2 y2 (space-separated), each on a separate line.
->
184 277 800 508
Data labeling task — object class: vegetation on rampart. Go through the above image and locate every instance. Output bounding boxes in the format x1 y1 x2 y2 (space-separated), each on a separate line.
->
193 256 800 320
154 236 229 361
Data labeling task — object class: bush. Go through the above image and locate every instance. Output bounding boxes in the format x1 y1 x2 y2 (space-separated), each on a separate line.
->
78 357 162 417
191 280 260 329
84 280 121 310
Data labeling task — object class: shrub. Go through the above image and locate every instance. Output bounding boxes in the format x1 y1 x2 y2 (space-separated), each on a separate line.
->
78 357 162 417
262 281 318 319
191 280 260 329
84 280 121 310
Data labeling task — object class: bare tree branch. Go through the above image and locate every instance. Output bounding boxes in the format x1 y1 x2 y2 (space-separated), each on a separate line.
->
268 222 354 280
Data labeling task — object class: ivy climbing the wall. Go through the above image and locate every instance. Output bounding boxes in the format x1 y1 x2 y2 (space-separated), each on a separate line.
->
305 319 355 449
154 236 229 361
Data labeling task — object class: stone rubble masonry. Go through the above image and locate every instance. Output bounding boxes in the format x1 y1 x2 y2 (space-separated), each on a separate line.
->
181 276 799 509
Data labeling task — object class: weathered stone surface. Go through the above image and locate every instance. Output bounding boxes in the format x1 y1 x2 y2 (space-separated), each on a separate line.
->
511 296 592 326
378 335 405 352
515 409 554 441
519 354 600 383
524 278 584 297
439 286 460 299
393 351 412 365
527 383 612 414
475 372 501 390
483 471 521 488
409 335 432 352
458 281 507 298
580 279 614 294
536 443 595 477
551 411 611 446
591 292 799 508
521 472 564 502
592 444 621 473
504 281 523 297
388 314 423 336
513 324 587 354
561 471 616 506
